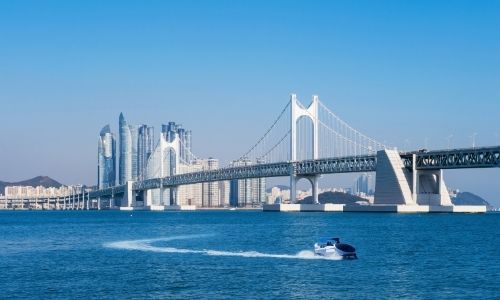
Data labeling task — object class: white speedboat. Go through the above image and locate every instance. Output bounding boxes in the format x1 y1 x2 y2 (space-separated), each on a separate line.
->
314 237 357 259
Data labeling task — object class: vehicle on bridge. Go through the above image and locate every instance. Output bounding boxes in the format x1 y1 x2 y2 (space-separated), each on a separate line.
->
314 237 357 259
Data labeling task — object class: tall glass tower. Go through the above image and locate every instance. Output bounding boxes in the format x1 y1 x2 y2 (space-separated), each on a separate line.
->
130 124 139 180
138 125 155 180
98 125 116 189
178 127 185 161
161 122 193 162
184 130 192 162
229 158 266 207
119 113 132 184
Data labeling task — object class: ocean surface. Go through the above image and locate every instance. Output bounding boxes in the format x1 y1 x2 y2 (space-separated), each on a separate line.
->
0 211 498 299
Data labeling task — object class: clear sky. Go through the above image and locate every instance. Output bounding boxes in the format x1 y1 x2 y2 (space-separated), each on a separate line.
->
1 1 499 205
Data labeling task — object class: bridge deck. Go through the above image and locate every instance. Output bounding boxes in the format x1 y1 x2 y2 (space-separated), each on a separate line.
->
88 146 500 198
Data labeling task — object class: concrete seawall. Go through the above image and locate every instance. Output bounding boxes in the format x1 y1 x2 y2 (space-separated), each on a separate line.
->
263 204 487 213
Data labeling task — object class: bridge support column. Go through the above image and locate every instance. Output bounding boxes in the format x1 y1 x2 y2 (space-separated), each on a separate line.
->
121 181 135 208
290 174 320 204
170 187 178 206
290 175 297 204
143 189 153 207
374 149 415 205
412 168 452 206
375 149 453 206
312 176 319 204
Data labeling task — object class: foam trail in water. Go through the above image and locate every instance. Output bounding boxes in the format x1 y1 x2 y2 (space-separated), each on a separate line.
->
104 235 342 261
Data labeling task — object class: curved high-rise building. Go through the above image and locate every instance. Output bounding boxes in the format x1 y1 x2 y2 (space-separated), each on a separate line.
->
119 113 132 184
161 122 193 163
130 124 139 180
184 130 192 162
98 125 116 189
138 125 155 180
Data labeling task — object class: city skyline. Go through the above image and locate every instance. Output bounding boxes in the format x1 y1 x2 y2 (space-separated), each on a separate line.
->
1 1 499 205
98 111 268 208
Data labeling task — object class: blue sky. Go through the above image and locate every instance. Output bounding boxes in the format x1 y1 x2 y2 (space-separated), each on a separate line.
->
1 1 499 204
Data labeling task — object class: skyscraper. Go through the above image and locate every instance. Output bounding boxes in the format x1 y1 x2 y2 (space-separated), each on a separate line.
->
178 127 185 161
97 125 116 189
130 124 139 180
202 158 220 207
137 125 155 180
184 130 192 162
163 122 178 142
161 121 193 163
229 158 266 207
353 173 373 195
218 180 230 206
119 113 132 184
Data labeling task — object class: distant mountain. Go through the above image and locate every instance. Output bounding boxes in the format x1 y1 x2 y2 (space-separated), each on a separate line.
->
0 176 63 193
266 185 290 193
299 191 369 205
451 192 492 208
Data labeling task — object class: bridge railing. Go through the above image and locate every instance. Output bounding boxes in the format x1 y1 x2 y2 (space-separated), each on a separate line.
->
89 185 126 198
92 146 500 197
296 155 377 175
401 146 500 170
132 155 379 190
134 161 291 190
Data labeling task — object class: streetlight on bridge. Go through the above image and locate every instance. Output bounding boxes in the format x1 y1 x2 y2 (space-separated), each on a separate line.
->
471 132 478 149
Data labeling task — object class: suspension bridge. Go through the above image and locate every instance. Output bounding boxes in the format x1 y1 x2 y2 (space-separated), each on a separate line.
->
3 94 499 212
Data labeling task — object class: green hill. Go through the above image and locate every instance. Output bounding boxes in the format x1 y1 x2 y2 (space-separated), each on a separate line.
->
0 176 63 194
451 192 492 208
299 191 369 205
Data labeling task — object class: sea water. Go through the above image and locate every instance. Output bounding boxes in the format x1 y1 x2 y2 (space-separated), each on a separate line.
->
0 211 498 299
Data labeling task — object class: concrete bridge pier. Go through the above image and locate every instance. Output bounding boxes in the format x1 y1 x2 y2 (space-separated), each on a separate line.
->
143 189 153 207
120 181 135 208
374 150 452 206
169 187 178 206
411 154 452 206
290 174 320 204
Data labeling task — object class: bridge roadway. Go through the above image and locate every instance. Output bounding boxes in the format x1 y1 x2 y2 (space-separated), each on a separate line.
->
89 146 500 198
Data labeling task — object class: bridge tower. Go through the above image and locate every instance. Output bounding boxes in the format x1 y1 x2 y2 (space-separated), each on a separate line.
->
142 133 180 208
160 133 180 206
290 94 320 204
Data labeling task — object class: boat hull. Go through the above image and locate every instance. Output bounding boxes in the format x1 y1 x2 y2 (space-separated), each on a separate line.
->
314 244 357 259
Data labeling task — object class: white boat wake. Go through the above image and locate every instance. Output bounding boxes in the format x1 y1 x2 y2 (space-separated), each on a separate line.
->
104 234 342 260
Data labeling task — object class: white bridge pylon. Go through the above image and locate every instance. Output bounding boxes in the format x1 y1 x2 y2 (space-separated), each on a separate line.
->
160 133 180 205
143 132 181 206
290 94 320 204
